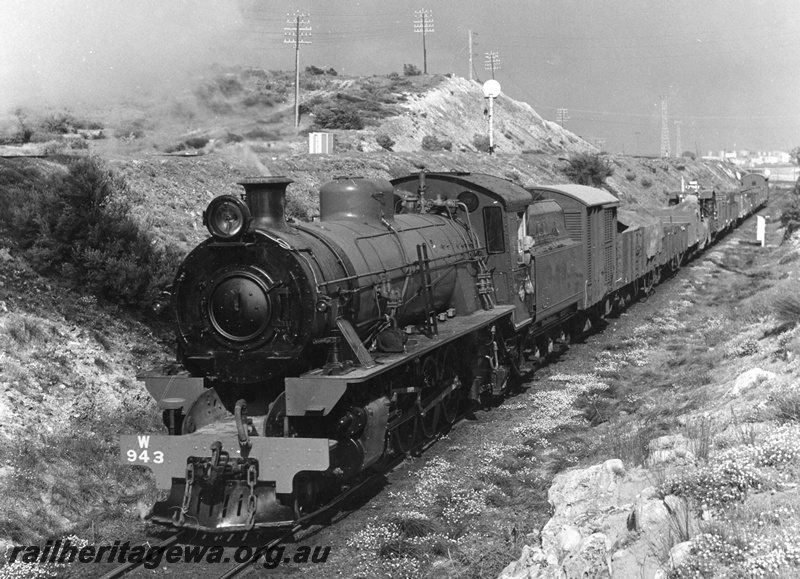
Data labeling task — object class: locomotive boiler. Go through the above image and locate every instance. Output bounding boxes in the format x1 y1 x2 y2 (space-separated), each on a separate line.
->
174 175 476 386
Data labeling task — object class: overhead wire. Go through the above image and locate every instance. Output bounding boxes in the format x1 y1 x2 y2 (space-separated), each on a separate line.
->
238 9 800 131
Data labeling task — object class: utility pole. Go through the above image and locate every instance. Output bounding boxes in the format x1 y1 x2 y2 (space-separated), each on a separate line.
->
284 11 311 129
660 95 670 158
468 29 474 81
556 108 569 130
482 80 501 155
414 9 434 74
484 51 500 79
674 120 683 158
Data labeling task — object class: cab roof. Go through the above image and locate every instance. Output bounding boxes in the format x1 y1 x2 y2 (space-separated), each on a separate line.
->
391 172 533 212
529 184 619 208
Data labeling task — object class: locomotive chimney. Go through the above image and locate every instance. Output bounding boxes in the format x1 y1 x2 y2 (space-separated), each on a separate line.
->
238 176 293 233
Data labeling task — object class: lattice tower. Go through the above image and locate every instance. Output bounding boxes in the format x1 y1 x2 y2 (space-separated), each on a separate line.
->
660 95 670 158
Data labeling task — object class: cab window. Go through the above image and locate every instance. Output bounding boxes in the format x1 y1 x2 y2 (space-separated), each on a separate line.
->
483 206 505 254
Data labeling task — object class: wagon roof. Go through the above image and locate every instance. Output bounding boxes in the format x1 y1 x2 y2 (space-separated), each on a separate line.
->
529 184 619 208
392 172 533 212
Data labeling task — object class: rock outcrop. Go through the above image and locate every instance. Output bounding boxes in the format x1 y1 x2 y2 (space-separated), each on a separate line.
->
498 459 700 579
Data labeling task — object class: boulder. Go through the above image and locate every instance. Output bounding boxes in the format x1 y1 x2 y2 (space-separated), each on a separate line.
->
669 541 693 569
647 434 697 467
498 459 702 579
726 368 775 398
497 545 559 579
560 533 611 578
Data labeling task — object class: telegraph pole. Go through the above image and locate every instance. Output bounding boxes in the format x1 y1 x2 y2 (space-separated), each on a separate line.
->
414 10 434 74
284 11 311 129
484 51 500 79
556 108 569 130
468 29 474 81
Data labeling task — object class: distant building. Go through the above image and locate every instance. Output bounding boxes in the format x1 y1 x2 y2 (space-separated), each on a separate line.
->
702 149 792 166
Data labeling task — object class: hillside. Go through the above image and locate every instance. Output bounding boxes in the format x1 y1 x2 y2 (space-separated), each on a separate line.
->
1 67 797 579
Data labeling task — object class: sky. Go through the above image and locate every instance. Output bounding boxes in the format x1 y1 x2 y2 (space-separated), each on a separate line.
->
2 0 799 156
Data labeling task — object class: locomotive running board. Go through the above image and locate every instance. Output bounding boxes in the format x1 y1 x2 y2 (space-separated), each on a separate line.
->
285 306 517 417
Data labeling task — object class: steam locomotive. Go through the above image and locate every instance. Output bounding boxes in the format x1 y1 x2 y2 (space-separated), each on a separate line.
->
121 170 768 532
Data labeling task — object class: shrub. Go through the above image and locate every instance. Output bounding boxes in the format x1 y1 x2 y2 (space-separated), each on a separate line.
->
244 127 280 140
242 93 276 108
312 105 364 130
214 75 243 97
0 157 180 310
184 137 209 149
625 171 636 181
13 109 34 143
403 64 422 76
164 136 209 153
421 135 451 151
640 176 653 189
780 197 800 240
769 387 800 422
41 111 77 134
113 119 146 140
773 294 800 325
472 134 492 153
562 152 614 186
376 134 395 151
681 151 696 160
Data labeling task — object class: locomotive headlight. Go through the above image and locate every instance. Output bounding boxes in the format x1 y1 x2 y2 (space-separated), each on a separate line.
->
203 195 252 240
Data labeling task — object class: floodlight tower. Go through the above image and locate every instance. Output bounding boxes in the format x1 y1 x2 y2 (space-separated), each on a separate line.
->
674 120 683 158
660 95 670 158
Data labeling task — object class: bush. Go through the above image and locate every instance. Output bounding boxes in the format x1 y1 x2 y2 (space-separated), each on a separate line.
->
164 136 209 153
421 135 451 151
312 105 365 130
625 171 636 181
640 176 653 188
376 134 395 151
403 64 422 76
773 294 800 325
780 197 800 240
681 151 696 160
0 157 180 310
472 134 492 153
41 112 77 134
242 93 276 108
562 152 614 186
113 119 146 140
304 65 337 76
